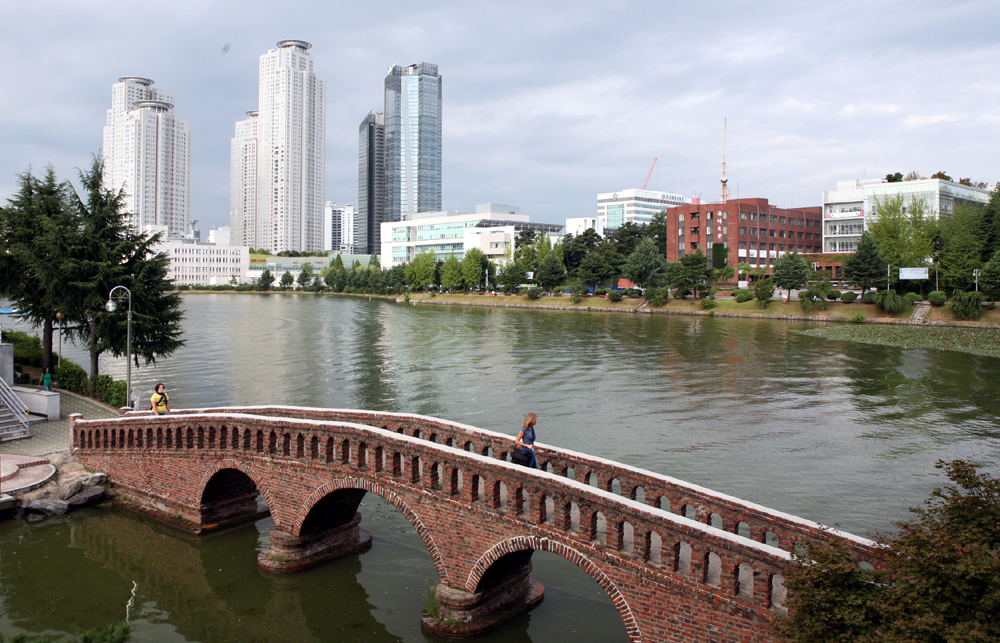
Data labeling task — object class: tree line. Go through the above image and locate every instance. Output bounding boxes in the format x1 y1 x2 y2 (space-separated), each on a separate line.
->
0 159 184 394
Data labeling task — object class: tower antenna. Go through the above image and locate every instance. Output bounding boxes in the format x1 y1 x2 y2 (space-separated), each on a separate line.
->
721 119 729 204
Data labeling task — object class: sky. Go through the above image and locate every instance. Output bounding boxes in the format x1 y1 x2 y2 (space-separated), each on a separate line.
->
1 0 998 230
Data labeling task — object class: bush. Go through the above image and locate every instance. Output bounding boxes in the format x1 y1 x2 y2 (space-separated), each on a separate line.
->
735 291 753 303
607 290 624 302
927 290 947 306
904 292 923 304
851 313 865 324
700 297 717 310
2 330 43 367
574 285 590 296
753 278 775 309
827 289 841 301
526 287 542 300
707 287 719 298
862 292 878 304
570 295 580 304
672 286 690 299
92 374 128 408
950 290 983 320
840 291 857 303
875 289 910 314
798 292 814 313
54 360 89 395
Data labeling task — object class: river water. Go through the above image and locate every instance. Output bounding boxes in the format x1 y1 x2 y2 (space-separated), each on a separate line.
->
2 294 999 641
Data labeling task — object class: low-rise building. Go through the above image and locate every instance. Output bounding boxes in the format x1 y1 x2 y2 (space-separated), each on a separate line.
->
665 198 822 269
380 204 563 267
147 225 249 286
821 178 991 253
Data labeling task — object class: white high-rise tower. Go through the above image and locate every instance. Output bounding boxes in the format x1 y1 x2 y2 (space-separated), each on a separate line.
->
230 40 326 252
103 77 191 236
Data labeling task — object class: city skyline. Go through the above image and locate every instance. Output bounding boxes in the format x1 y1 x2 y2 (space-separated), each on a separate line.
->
1 2 998 232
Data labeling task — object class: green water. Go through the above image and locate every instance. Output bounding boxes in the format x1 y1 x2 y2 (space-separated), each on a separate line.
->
3 294 999 641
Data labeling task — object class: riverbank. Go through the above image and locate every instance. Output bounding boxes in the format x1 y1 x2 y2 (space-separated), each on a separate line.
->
801 325 1000 358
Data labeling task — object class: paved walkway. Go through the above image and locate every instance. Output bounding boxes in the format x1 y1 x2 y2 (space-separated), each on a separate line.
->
0 390 120 457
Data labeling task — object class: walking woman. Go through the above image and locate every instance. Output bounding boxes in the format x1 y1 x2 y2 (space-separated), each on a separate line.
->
151 383 171 416
513 412 540 469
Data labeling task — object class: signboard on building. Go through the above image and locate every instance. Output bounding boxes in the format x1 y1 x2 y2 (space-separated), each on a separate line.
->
899 267 929 280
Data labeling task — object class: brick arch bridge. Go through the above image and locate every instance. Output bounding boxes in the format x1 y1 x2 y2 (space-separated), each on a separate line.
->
71 406 877 643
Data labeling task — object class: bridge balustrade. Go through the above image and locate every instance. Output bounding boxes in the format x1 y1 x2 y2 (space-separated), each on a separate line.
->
74 410 801 617
129 406 878 564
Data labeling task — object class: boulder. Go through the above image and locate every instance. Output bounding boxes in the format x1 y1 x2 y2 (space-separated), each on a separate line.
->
24 499 69 515
67 487 104 507
85 472 108 486
57 480 83 501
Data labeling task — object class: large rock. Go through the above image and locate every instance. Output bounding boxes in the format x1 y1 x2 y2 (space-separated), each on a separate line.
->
25 499 69 515
57 480 83 501
85 472 108 486
67 487 104 507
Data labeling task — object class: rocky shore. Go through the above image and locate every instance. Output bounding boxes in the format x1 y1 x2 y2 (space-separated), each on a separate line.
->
5 450 111 521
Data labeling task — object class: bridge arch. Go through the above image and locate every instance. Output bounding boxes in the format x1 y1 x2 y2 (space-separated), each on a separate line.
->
466 536 640 642
197 460 277 508
293 477 448 583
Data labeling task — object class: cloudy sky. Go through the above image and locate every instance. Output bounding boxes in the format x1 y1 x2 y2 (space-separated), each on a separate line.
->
1 0 997 230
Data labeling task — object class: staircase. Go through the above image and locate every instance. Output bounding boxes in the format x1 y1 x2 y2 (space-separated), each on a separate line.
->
911 302 931 323
0 377 30 442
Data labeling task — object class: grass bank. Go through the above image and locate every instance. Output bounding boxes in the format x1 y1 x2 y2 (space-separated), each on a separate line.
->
800 325 1000 358
422 293 641 310
647 298 910 320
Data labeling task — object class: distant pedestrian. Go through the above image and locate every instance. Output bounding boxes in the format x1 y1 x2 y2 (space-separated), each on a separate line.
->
37 366 52 392
512 412 540 469
151 383 171 416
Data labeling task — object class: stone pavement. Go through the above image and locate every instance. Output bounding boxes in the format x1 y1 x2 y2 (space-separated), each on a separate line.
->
0 390 120 457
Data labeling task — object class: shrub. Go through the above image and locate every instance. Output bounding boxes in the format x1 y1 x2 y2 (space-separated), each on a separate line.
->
875 289 910 314
753 278 775 309
798 293 814 313
827 289 841 301
607 290 624 302
570 295 580 304
574 285 590 296
700 297 717 310
927 290 947 306
707 287 719 298
904 292 923 304
54 360 89 394
672 286 690 299
950 290 983 320
526 287 542 300
840 291 857 303
735 291 754 303
2 330 43 367
92 374 128 408
851 313 865 324
862 292 878 304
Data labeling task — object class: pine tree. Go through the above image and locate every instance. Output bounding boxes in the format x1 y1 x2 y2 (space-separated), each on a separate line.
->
771 253 810 299
844 232 885 295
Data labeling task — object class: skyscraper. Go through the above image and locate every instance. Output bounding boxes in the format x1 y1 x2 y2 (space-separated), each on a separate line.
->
103 77 191 236
384 63 442 222
324 201 358 253
230 40 325 252
358 112 385 255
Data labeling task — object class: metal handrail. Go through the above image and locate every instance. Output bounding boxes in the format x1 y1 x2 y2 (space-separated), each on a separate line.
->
0 376 29 435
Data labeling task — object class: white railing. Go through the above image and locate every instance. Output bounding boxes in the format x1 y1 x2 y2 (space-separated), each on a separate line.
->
0 376 29 439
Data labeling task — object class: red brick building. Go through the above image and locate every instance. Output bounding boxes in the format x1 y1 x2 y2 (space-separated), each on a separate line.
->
665 198 822 270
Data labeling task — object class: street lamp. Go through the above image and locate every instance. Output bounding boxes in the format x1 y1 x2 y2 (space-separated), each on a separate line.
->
55 312 64 367
105 286 132 409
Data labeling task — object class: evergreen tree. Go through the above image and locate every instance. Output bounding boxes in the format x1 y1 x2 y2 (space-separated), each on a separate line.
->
562 229 602 271
440 255 463 291
678 250 712 296
296 263 313 288
497 260 528 293
979 250 1000 301
939 203 984 291
535 252 565 291
575 249 615 287
368 253 380 271
621 238 666 289
280 271 294 289
980 184 1000 263
844 232 885 295
771 252 810 299
644 211 668 257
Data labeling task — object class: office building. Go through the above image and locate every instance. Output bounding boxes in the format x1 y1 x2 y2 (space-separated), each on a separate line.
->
384 63 442 222
380 204 562 267
358 112 385 254
102 77 191 236
324 201 358 254
596 189 687 235
665 198 822 268
821 178 991 253
146 225 248 286
230 40 325 253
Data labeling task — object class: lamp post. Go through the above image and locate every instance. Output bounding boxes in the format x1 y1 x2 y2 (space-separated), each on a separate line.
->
105 286 132 409
56 312 64 367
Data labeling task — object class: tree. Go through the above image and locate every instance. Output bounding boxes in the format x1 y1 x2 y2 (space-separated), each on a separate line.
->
497 259 528 293
536 233 552 265
930 170 953 181
885 172 903 183
979 250 1000 301
939 203 984 291
461 248 488 290
562 229 602 271
368 253 380 271
280 271 294 289
979 184 1000 263
257 268 274 291
405 252 436 290
324 256 346 291
772 252 810 299
0 166 77 371
576 250 615 287
621 238 666 289
715 265 735 284
844 232 885 295
606 222 646 260
440 255 463 291
645 211 668 257
535 252 565 291
774 460 1000 643
868 195 933 281
297 263 313 288
711 243 729 270
753 277 775 309
66 157 184 390
678 250 712 296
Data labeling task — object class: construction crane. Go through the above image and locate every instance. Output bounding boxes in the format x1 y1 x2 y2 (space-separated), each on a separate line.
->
642 158 658 190
721 120 729 203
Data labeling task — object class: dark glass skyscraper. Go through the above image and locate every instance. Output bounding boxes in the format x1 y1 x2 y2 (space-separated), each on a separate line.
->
384 63 442 223
358 111 385 255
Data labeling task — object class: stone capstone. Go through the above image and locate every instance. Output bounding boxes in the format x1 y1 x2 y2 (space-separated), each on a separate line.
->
24 499 69 515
